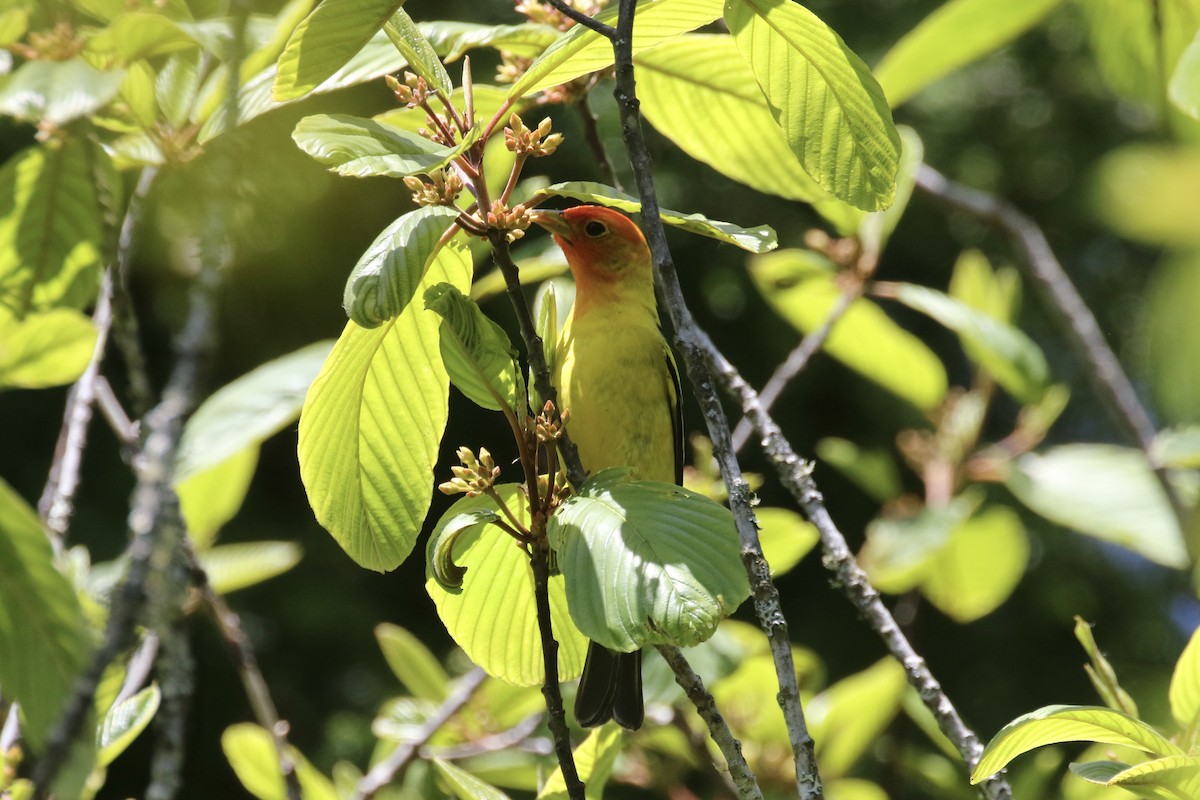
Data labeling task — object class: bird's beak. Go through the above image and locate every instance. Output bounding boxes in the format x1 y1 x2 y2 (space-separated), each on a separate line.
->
530 209 572 243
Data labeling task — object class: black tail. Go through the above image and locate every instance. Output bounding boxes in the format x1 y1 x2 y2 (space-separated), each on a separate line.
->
574 641 643 730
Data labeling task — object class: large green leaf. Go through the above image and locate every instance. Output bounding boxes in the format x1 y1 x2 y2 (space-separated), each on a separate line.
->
1004 444 1190 568
724 0 900 211
873 0 1064 107
972 705 1182 784
1108 756 1200 797
433 759 512 800
175 340 334 482
222 723 338 800
0 140 107 315
808 658 906 778
921 505 1029 623
887 282 1049 403
509 0 723 99
343 206 459 328
418 20 559 62
292 113 477 179
0 307 96 390
0 479 91 750
538 725 623 800
382 6 452 96
425 486 588 685
199 542 303 594
0 58 125 126
749 249 947 410
96 684 160 768
548 468 750 651
1170 626 1200 730
532 181 777 253
424 283 522 413
272 0 404 101
375 623 451 701
298 240 470 572
635 34 829 204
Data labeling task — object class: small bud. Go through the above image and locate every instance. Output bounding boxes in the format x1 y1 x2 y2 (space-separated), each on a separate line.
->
536 117 553 138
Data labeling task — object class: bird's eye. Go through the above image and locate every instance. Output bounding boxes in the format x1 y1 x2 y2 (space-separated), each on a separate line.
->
584 220 608 237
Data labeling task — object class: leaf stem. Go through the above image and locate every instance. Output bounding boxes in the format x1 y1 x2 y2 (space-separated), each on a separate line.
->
544 0 618 37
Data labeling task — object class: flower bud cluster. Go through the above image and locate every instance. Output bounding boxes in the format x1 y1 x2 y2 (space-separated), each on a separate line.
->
514 0 605 31
487 200 532 243
403 169 463 207
439 447 500 496
505 114 563 158
385 71 429 108
534 400 569 443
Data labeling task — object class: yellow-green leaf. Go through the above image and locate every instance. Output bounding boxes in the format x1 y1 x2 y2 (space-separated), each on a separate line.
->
199 542 303 594
0 307 96 390
221 723 338 800
375 623 451 701
96 684 160 767
1170 626 1200 730
809 658 906 778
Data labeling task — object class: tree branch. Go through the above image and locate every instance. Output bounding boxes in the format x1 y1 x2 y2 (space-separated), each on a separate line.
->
714 353 1013 800
655 645 763 800
608 3 820 797
543 0 617 37
575 95 619 189
353 667 487 800
914 164 1187 527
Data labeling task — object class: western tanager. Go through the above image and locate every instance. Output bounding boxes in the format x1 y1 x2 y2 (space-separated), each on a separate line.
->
532 205 683 731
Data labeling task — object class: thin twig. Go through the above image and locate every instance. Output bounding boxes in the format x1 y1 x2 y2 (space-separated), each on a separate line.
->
115 633 160 705
575 96 619 188
656 645 763 800
110 167 159 418
353 668 488 800
608 3 820 797
914 163 1187 527
190 551 302 800
420 713 546 760
543 0 617 37
715 355 1013 800
731 290 856 453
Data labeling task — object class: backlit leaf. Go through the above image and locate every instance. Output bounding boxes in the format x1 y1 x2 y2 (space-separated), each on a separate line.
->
0 307 96 390
1170 626 1200 729
419 20 558 61
222 723 338 800
538 724 623 799
383 6 452 96
424 282 522 413
96 684 160 767
814 437 902 502
1169 31 1200 118
1092 145 1200 246
921 505 1028 623
1108 756 1200 796
199 542 303 594
0 59 125 126
433 759 511 800
175 445 260 548
292 113 478 179
375 623 451 701
809 658 906 778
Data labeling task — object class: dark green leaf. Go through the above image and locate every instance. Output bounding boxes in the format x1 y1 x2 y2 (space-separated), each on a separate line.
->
424 283 522 413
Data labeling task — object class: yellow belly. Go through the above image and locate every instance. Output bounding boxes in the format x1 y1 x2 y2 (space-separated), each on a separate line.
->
555 309 677 485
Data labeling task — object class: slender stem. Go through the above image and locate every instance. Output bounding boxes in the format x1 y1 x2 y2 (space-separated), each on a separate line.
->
575 96 618 188
420 713 546 760
485 487 531 537
110 167 159 418
543 0 617 37
731 289 857 453
715 355 1013 800
655 645 763 800
500 153 529 205
608 3 819 796
353 668 488 800
483 98 518 142
530 538 584 799
914 164 1188 527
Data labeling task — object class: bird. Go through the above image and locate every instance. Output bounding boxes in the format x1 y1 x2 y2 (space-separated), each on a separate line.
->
530 204 683 731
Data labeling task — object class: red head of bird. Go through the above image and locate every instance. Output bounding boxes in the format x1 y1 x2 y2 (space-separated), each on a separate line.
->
531 206 654 313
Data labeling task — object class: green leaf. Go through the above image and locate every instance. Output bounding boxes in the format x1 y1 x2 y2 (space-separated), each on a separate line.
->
157 49 203 129
426 508 498 592
85 12 195 63
809 658 906 778
1069 760 1132 785
814 437 901 502
433 758 512 800
419 20 559 61
344 206 460 328
749 249 947 410
887 282 1049 403
872 0 1063 108
0 140 107 315
1109 756 1200 796
1142 253 1200 425
383 6 452 96
532 181 778 253
199 542 303 594
292 113 478 179
375 84 511 132
755 507 818 578
1092 145 1200 246
96 684 160 767
272 0 404 101
221 723 338 800
948 249 1021 324
0 307 96 390
860 494 979 594
175 340 334 482
1153 427 1200 469
724 0 900 211
0 8 28 47
176 445 260 548
424 283 522 413
971 705 1182 784
1004 444 1190 568
538 724 623 800
921 504 1028 623
425 486 588 685
0 58 125 126
548 468 750 651
635 34 830 205
298 241 471 572
1170 626 1200 729
0 479 91 750
509 0 723 99
1170 31 1200 118
1075 617 1139 718
375 623 451 701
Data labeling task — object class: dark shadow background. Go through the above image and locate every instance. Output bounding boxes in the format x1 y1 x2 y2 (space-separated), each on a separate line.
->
1 0 1195 796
